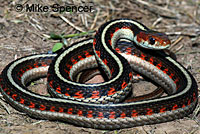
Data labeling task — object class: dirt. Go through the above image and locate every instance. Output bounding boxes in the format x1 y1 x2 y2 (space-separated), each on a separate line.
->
0 0 200 134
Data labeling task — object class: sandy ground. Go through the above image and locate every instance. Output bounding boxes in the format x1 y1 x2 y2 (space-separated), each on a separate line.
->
0 0 200 134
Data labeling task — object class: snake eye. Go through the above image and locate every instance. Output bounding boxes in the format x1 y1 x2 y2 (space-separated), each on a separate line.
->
149 37 155 45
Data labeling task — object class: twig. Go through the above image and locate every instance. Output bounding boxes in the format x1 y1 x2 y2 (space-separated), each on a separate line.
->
176 50 200 55
59 15 85 32
62 30 95 39
158 24 198 29
80 13 88 28
49 30 95 40
169 36 183 50
152 17 163 28
136 0 173 12
174 44 184 53
132 0 177 18
0 98 10 114
166 32 199 37
90 8 100 30
32 120 46 125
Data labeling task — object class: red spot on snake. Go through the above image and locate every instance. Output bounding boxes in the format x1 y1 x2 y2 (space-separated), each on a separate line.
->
98 112 104 119
25 68 30 71
7 91 10 95
90 91 100 98
149 57 154 64
18 72 22 77
140 53 146 60
65 92 70 96
115 48 121 53
3 87 8 92
59 107 64 113
12 94 17 100
71 58 78 64
64 69 70 75
66 64 72 69
67 108 73 114
17 77 21 81
172 104 178 110
110 33 114 39
17 71 22 77
20 98 25 104
129 72 133 79
163 68 169 74
108 40 112 46
174 78 179 85
122 26 129 29
193 92 196 101
56 85 62 94
109 111 115 119
159 107 166 113
77 110 83 116
176 84 180 90
115 27 120 32
95 50 100 57
40 104 46 111
131 110 138 117
103 59 108 65
156 62 162 69
50 106 55 112
29 102 35 108
146 108 153 115
187 99 191 105
108 88 116 96
20 69 25 74
49 80 53 88
110 68 114 76
87 110 93 118
27 65 33 70
84 51 92 58
78 55 84 60
126 47 132 55
34 62 39 68
74 91 84 98
93 38 96 46
120 112 126 118
41 62 47 67
121 81 128 89
182 104 186 108
169 73 174 79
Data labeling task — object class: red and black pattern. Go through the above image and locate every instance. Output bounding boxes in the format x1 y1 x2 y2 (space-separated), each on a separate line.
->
0 57 197 118
116 42 182 93
0 18 198 129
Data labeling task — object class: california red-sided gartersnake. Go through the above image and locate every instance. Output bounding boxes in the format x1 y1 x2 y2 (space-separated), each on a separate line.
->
0 18 198 129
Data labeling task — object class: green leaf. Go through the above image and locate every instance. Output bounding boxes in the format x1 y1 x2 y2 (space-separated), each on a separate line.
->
52 43 64 52
50 33 63 40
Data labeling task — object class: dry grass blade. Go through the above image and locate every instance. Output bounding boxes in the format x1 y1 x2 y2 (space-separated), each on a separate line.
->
132 0 177 18
169 36 183 51
0 0 199 133
0 98 10 114
59 15 85 32
166 32 199 37
90 8 100 30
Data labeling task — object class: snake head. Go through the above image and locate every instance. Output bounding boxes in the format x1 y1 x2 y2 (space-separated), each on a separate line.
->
135 30 171 50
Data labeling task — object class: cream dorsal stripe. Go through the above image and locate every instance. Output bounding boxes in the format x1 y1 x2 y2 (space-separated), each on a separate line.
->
0 18 197 129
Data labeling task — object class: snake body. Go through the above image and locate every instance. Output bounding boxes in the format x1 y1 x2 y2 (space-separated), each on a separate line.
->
0 19 198 129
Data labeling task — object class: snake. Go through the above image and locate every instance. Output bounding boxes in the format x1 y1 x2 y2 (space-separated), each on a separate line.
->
0 18 198 129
